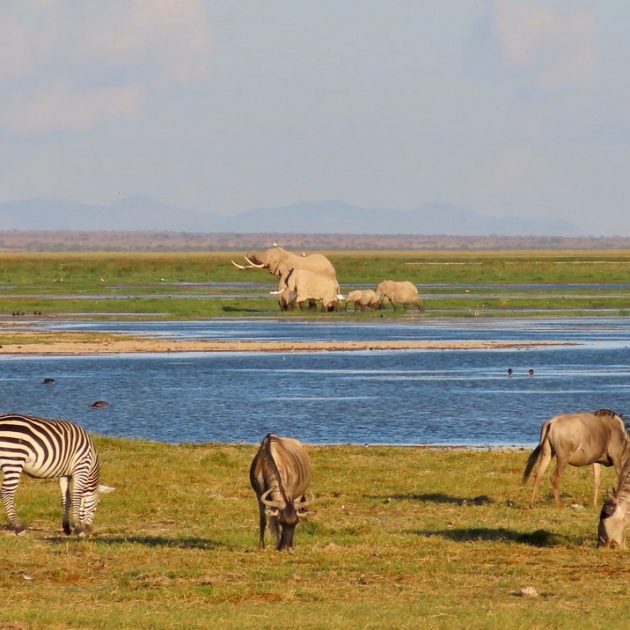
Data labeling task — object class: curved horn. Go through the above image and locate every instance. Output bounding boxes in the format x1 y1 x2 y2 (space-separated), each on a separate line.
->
261 488 285 509
295 495 312 508
231 259 248 269
244 256 265 268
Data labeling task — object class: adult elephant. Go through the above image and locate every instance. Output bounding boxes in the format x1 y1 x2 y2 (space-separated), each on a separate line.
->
375 280 424 312
273 268 343 312
232 247 340 311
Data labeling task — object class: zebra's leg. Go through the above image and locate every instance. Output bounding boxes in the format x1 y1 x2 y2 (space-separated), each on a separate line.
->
59 476 72 535
71 473 88 535
0 465 26 534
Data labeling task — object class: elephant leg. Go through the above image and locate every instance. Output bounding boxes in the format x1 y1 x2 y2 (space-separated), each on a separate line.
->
59 476 72 535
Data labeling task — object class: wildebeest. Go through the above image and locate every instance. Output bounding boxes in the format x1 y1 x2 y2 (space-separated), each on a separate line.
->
598 449 630 547
249 433 312 550
523 409 629 508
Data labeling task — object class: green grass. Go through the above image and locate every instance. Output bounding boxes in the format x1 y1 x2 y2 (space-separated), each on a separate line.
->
2 438 628 629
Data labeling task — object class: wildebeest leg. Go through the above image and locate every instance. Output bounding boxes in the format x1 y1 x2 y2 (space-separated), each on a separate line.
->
0 465 25 533
257 500 267 549
59 476 72 535
529 447 553 507
269 514 280 545
550 459 566 507
592 463 602 508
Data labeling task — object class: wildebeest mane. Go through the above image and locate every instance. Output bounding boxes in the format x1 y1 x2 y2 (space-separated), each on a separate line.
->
594 408 619 418
261 433 290 504
593 408 628 430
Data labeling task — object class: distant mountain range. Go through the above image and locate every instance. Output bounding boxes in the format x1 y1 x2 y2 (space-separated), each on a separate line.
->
0 196 581 236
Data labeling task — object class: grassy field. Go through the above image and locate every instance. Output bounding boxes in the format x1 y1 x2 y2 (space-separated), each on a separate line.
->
1 251 629 628
1 250 630 319
2 438 628 629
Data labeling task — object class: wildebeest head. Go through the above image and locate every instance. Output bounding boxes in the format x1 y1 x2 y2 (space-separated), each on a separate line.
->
598 494 626 548
261 489 310 550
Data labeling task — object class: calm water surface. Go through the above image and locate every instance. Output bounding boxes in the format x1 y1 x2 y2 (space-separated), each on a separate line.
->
1 318 629 446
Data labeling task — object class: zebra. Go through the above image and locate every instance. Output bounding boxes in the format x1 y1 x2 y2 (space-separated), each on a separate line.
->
0 413 114 535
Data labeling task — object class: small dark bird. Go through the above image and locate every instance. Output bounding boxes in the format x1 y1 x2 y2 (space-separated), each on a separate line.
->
507 368 513 376
528 369 535 376
42 378 55 385
90 400 109 408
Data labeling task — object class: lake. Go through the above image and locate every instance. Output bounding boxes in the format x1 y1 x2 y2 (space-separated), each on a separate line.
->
1 317 629 446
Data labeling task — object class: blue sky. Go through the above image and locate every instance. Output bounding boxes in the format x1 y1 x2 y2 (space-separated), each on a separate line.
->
1 1 628 235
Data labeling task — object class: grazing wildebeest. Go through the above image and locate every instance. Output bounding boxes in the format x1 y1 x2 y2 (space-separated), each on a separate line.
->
523 409 629 508
249 433 312 550
598 450 630 548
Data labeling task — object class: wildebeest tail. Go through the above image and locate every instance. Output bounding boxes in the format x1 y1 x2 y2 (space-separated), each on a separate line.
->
522 444 542 483
523 422 550 483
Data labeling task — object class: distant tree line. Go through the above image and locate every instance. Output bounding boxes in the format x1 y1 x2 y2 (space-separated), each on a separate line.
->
0 230 629 252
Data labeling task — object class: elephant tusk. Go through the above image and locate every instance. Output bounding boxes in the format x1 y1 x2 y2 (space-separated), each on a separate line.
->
337 294 345 300
269 290 283 295
231 260 248 269
244 256 265 268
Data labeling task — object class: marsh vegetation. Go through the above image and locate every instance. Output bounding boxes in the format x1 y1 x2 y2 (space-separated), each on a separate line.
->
1 250 629 319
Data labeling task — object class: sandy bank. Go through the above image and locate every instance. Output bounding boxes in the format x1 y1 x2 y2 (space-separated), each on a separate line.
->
0 337 567 355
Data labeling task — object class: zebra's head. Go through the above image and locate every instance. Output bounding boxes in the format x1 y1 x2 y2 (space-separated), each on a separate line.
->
79 484 115 532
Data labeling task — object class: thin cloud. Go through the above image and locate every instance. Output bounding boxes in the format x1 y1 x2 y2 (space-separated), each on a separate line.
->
494 0 598 89
2 84 144 135
0 0 211 135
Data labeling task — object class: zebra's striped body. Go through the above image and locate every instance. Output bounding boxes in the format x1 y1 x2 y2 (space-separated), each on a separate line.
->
0 413 113 535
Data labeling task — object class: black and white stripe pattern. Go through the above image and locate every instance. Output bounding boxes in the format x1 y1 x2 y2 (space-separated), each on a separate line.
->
0 413 113 535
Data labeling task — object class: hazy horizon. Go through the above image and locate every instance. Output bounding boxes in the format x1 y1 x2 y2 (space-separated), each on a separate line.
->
1 2 629 235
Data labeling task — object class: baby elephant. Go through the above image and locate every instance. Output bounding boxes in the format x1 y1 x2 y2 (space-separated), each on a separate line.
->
345 289 381 312
375 280 424 311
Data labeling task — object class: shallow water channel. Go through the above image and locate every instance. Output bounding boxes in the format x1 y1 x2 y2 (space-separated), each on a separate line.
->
1 317 629 446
